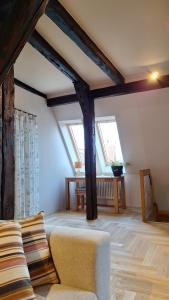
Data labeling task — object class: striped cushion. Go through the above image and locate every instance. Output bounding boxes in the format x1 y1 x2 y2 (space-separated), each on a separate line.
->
19 212 59 287
0 221 36 300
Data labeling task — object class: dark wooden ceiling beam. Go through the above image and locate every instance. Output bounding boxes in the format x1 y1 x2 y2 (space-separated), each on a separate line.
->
47 74 169 106
45 0 124 84
47 93 77 106
14 78 47 99
0 0 48 85
29 30 84 82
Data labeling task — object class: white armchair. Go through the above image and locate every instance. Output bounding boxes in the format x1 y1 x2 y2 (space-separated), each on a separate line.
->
34 225 111 300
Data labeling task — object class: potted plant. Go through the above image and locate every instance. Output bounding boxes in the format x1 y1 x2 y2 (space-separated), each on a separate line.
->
110 161 130 176
110 161 124 177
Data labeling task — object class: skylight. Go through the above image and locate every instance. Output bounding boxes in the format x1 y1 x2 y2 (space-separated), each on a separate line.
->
59 117 123 174
97 120 123 164
68 124 85 164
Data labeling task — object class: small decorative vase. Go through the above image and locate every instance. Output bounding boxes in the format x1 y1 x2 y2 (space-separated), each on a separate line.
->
74 161 82 177
111 166 123 177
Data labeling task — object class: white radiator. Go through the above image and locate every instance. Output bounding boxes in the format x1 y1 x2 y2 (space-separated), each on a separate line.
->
97 182 114 201
76 181 121 206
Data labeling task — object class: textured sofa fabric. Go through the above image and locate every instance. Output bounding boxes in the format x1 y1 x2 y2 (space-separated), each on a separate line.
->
34 284 97 300
46 225 111 300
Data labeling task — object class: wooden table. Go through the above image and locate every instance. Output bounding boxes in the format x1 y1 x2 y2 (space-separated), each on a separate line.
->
65 176 126 213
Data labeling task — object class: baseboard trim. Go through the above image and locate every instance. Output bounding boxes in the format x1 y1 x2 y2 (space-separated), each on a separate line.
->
158 210 169 217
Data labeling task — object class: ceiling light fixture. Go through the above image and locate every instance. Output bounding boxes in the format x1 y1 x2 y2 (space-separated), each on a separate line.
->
149 71 159 81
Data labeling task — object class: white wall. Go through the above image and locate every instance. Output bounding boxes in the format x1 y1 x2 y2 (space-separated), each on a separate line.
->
15 86 73 215
53 87 169 210
15 85 169 212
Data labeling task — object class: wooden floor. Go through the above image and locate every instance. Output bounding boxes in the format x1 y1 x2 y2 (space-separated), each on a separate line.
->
46 210 169 300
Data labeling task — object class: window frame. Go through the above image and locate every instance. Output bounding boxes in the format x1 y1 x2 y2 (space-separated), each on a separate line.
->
67 123 85 165
96 119 115 165
95 116 123 174
58 116 123 175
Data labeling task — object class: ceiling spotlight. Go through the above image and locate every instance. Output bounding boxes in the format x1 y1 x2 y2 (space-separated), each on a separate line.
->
149 71 159 81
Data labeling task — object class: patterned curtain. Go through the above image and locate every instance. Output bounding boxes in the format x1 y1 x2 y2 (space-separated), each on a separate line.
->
14 109 39 218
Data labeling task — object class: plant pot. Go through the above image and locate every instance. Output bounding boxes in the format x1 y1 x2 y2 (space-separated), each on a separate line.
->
111 165 123 177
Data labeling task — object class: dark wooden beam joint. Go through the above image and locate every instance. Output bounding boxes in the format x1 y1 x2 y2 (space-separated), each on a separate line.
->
1 67 15 219
0 0 48 85
46 0 124 84
74 81 97 220
47 74 169 106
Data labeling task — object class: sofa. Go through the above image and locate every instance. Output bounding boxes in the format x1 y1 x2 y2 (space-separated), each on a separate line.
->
34 225 111 300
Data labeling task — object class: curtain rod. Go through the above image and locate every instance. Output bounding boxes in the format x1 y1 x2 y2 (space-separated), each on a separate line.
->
14 108 37 118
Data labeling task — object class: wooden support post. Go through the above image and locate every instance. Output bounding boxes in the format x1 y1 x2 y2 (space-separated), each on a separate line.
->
113 178 119 213
0 0 48 217
0 86 2 218
1 67 15 219
74 81 97 220
121 176 126 209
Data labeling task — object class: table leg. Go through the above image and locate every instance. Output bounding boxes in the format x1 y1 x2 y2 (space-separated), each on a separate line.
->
66 179 70 210
113 178 119 213
75 194 79 211
121 177 126 209
81 195 85 210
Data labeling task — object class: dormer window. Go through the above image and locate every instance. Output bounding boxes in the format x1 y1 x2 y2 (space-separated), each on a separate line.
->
68 123 85 165
96 119 123 165
59 116 123 174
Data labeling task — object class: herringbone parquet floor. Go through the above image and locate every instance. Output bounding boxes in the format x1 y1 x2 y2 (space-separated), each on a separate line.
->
46 210 169 300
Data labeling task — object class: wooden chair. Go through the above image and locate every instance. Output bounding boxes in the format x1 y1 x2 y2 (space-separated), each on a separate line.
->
75 182 86 211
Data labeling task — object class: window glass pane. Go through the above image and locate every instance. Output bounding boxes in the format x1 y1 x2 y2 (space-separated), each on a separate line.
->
69 124 85 164
98 121 123 164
